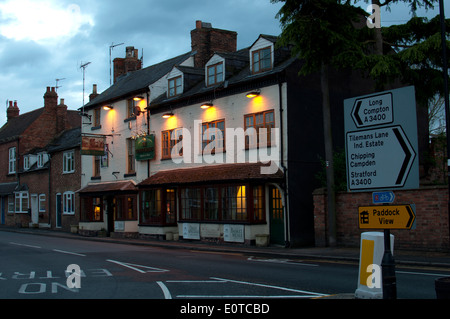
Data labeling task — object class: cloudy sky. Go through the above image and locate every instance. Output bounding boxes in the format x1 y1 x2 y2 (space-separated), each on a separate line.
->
0 0 446 126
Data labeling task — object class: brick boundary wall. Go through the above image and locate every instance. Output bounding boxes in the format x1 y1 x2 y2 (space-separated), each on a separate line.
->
313 186 450 251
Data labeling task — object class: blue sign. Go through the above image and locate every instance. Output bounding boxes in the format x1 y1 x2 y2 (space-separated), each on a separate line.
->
372 191 395 204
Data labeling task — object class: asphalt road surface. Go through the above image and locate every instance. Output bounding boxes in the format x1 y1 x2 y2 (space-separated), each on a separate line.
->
1 231 449 306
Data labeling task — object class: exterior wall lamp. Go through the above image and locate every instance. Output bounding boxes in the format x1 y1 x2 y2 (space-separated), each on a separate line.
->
133 96 144 101
103 105 114 110
246 90 260 98
201 102 214 109
162 112 174 119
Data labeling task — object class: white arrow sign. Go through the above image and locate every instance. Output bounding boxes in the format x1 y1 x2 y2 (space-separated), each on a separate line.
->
346 125 415 191
351 92 393 128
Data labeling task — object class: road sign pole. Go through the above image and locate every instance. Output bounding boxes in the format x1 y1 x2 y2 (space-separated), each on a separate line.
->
381 229 397 299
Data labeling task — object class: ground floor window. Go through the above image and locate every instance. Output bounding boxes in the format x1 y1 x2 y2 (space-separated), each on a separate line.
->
63 192 75 214
140 188 176 225
81 196 103 222
179 184 265 223
14 192 29 213
115 195 137 221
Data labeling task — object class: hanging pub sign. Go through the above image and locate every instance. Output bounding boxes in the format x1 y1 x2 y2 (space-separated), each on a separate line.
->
135 134 155 161
81 136 105 156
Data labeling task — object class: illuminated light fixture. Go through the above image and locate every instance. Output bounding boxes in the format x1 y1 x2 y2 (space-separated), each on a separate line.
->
200 102 213 109
103 105 113 110
133 96 144 101
162 112 174 119
246 90 260 98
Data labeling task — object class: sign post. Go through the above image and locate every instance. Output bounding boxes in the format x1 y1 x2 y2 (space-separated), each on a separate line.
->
345 86 420 299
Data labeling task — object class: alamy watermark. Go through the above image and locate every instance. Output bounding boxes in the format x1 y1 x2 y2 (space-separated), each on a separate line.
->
366 4 381 29
66 264 81 289
365 263 382 288
167 120 280 175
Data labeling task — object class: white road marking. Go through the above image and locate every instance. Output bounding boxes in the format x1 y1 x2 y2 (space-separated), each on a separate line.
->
10 242 41 249
247 256 319 267
106 259 169 273
52 249 86 257
157 281 172 299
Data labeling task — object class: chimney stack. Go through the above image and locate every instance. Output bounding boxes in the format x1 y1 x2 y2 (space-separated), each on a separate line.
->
113 46 142 84
89 84 99 102
191 20 237 68
56 98 68 133
7 100 20 121
44 86 58 111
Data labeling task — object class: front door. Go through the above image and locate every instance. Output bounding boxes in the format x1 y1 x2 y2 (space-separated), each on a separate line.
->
30 194 39 226
269 186 285 245
56 193 62 228
1 196 5 225
106 196 115 235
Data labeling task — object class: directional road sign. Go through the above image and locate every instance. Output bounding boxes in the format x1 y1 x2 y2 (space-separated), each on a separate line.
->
346 125 416 191
358 204 416 229
344 86 419 192
372 191 395 204
351 92 393 128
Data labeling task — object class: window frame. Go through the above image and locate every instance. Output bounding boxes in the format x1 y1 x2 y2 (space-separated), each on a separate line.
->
93 108 101 127
244 109 275 148
114 195 137 221
161 128 183 160
202 119 225 154
8 147 16 174
63 192 75 215
252 46 272 74
179 184 266 223
63 150 75 174
126 138 136 174
140 188 177 226
207 62 224 86
168 76 182 97
39 194 46 212
14 191 29 213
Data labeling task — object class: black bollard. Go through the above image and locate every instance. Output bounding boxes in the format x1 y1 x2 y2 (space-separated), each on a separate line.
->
381 229 397 299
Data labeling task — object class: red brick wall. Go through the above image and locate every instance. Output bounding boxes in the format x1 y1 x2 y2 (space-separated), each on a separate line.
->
49 148 81 232
313 186 450 251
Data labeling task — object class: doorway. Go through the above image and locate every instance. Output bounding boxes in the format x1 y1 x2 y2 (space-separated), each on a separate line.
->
1 197 5 225
269 186 285 245
56 193 62 228
30 194 39 226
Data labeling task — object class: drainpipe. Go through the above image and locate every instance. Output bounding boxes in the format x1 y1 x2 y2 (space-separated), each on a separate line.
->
278 75 290 247
146 91 150 178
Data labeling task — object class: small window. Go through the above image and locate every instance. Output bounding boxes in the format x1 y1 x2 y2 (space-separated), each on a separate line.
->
37 153 47 168
168 76 182 97
93 156 101 177
63 192 75 214
252 47 272 74
93 108 101 127
39 194 46 212
126 99 136 119
127 138 135 174
207 62 224 86
8 147 16 174
15 192 29 213
63 151 75 173
8 195 14 213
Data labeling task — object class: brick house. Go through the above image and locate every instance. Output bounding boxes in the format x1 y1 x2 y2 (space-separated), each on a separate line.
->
0 88 80 228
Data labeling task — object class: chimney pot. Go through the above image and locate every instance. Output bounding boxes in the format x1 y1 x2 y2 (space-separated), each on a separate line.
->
196 20 202 29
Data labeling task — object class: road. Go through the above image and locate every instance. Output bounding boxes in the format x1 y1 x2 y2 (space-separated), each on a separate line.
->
1 231 449 303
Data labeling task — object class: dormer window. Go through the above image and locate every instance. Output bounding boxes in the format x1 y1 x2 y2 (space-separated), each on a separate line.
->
168 76 182 97
207 62 223 86
252 47 272 74
37 152 48 168
24 155 30 170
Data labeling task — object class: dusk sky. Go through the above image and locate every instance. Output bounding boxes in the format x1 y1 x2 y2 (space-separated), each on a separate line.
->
0 0 447 126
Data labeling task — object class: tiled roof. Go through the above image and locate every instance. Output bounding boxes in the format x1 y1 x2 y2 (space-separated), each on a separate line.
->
138 162 284 187
47 127 81 153
0 108 44 143
78 180 137 194
82 51 193 110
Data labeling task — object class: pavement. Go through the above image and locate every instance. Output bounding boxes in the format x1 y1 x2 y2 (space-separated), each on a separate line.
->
2 225 450 269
